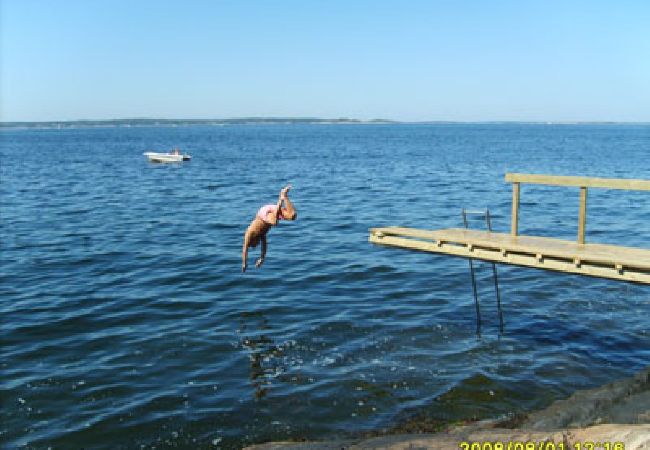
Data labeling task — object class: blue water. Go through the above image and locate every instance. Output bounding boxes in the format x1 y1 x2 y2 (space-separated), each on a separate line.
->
1 124 649 449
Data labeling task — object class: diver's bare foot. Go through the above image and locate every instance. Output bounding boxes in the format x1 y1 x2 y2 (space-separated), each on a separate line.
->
280 184 292 199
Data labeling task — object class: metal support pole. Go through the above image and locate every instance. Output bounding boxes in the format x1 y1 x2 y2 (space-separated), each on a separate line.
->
486 210 504 332
462 209 481 334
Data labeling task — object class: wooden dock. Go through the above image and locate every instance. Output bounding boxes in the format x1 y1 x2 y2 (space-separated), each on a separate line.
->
369 227 650 284
369 174 650 285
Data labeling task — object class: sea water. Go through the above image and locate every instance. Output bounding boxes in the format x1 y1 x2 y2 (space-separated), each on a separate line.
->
1 123 649 448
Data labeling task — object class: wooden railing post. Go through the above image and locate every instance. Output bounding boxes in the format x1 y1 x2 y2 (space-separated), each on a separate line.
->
504 172 650 242
511 182 520 236
578 186 587 244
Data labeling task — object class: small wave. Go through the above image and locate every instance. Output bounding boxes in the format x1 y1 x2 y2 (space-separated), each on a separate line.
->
207 222 239 229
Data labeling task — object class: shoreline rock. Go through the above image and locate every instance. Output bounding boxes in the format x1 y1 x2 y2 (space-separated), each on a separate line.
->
246 367 650 449
522 366 650 429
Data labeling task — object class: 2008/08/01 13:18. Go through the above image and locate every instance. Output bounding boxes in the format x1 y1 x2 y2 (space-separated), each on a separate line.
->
459 441 625 450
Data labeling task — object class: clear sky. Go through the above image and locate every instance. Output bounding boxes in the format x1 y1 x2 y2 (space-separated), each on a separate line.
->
1 0 649 122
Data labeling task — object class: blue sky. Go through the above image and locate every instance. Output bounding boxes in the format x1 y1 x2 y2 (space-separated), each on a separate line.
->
1 0 649 122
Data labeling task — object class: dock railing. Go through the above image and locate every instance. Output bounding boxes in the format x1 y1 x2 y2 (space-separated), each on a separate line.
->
504 173 650 244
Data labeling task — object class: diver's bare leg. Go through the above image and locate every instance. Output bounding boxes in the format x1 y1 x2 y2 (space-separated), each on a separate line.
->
281 195 296 220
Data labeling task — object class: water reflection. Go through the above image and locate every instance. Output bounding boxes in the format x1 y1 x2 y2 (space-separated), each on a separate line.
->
237 312 281 400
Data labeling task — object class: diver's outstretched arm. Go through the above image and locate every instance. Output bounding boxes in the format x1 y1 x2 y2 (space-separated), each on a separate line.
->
242 232 251 272
256 235 267 268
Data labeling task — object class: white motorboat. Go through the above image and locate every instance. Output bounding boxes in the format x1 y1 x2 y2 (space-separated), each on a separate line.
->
143 151 191 163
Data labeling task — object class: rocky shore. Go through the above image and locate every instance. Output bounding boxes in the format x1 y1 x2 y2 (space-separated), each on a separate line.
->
246 366 650 450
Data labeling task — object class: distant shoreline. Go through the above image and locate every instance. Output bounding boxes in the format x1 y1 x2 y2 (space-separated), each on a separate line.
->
2 118 649 129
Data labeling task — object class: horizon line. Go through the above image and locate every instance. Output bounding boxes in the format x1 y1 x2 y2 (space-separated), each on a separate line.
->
2 117 650 126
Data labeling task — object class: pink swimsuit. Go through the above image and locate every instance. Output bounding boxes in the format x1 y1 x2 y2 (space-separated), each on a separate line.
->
257 204 284 223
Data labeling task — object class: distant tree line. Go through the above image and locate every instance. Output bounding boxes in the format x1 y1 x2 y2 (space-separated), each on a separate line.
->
0 117 398 128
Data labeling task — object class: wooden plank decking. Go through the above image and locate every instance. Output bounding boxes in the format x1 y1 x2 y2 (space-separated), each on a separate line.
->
369 227 650 284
